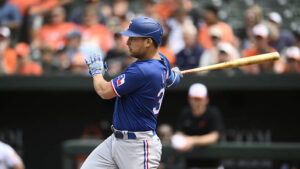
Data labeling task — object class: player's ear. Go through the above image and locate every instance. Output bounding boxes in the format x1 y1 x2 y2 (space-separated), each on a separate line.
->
144 38 152 48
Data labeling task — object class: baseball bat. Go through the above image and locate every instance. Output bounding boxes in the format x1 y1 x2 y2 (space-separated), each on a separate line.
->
181 52 280 75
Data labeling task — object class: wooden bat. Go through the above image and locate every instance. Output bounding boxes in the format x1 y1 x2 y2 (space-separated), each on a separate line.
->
181 52 280 75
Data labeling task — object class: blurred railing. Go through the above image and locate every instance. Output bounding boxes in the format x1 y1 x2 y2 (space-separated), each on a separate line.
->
62 139 300 169
1 73 300 91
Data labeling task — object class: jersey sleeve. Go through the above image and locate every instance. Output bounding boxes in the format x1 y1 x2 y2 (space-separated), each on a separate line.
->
111 65 144 97
159 52 174 87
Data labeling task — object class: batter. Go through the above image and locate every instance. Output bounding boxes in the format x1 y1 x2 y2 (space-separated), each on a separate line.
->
81 17 182 169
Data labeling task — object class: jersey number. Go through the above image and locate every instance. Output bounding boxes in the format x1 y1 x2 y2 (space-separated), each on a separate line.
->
153 88 165 115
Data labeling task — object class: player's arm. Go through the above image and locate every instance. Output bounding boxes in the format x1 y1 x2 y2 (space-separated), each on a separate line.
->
93 75 117 99
174 131 219 152
166 67 182 88
189 131 220 146
175 130 219 145
85 53 117 100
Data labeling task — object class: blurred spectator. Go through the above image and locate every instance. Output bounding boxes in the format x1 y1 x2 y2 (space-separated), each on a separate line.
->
112 0 131 19
0 141 25 169
159 26 176 67
9 0 64 16
68 0 106 25
105 0 132 33
65 30 91 75
200 25 223 67
281 46 300 73
157 124 185 169
296 27 300 48
157 123 174 143
166 7 194 54
153 0 178 20
40 46 57 74
140 1 158 19
172 83 224 169
32 6 77 50
104 33 128 77
202 41 240 74
197 5 234 50
0 0 22 30
79 6 113 53
17 0 70 16
216 42 240 63
65 30 82 62
236 5 279 51
236 5 263 49
10 0 72 43
0 27 17 75
15 42 42 75
268 12 296 52
69 53 88 75
55 47 71 73
176 23 204 70
207 42 242 76
242 24 277 74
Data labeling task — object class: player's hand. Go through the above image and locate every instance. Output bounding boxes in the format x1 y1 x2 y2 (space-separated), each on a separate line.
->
178 136 195 152
171 134 194 152
172 67 183 77
167 67 182 88
85 53 106 77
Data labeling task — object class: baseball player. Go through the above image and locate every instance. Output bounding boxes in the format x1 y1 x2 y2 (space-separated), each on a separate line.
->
0 141 25 169
81 17 182 169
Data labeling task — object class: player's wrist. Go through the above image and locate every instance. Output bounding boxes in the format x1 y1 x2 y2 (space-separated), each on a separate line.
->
92 73 103 78
167 67 181 88
91 71 102 77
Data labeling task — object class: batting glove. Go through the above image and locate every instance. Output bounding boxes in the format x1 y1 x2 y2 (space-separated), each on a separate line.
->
167 67 182 88
85 53 106 77
172 67 183 77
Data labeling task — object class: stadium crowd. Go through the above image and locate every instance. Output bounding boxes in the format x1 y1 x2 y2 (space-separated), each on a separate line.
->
0 0 300 76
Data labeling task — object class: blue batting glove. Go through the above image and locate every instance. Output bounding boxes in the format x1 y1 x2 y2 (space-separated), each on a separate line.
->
167 67 182 88
85 53 105 77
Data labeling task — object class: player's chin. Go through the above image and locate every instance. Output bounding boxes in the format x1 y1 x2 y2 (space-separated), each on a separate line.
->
130 54 141 59
129 51 141 59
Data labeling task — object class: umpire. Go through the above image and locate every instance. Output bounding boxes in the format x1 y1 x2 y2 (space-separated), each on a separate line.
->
174 83 224 169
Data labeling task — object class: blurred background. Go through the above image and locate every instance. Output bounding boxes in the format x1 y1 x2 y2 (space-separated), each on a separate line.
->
1 0 300 169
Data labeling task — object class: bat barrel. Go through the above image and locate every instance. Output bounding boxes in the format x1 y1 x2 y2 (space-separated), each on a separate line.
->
181 52 280 75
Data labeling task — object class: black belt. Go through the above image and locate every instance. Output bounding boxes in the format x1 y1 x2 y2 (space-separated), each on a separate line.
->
111 126 156 139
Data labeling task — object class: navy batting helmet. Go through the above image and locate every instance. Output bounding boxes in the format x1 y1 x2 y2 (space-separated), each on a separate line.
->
120 17 163 46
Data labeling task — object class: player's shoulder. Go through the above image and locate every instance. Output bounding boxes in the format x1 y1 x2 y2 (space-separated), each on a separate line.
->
206 105 222 117
180 106 193 118
159 52 171 67
125 61 144 75
133 53 169 69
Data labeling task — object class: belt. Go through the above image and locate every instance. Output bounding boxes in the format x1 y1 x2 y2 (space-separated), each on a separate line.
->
111 125 156 139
